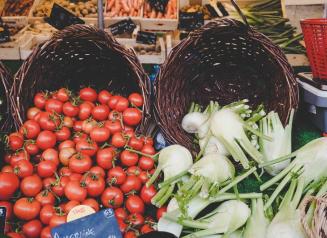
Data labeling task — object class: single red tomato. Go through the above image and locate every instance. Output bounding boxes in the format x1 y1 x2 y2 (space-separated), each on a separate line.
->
73 121 83 132
96 147 115 170
42 148 59 166
82 198 99 212
117 218 127 233
111 132 127 148
138 171 150 184
92 104 110 121
40 205 55 225
56 88 70 102
140 185 157 204
128 93 143 107
126 166 141 176
43 177 56 190
79 88 97 102
98 90 112 104
0 201 13 219
127 213 144 227
115 97 129 112
21 175 42 197
156 206 167 220
69 173 83 182
75 140 98 157
1 165 13 173
114 207 127 220
69 153 92 174
14 198 41 221
124 231 138 238
125 195 145 214
141 144 156 155
22 219 42 238
143 137 154 146
104 120 122 134
63 116 74 128
34 93 47 109
6 232 25 238
59 167 72 177
59 140 75 150
59 147 76 166
49 214 66 228
141 224 154 234
108 110 122 121
27 107 41 120
14 160 33 178
8 133 24 150
72 133 88 144
37 161 57 178
107 166 126 185
64 200 80 214
64 180 87 202
90 126 110 143
121 175 142 193
89 166 105 178
36 131 56 151
138 157 154 171
45 99 63 114
63 101 79 117
120 150 138 167
0 172 19 200
55 127 71 141
51 176 70 197
123 108 142 126
10 151 30 167
37 112 60 131
108 95 121 110
20 120 40 139
40 226 52 238
101 187 124 208
82 119 97 134
83 174 105 197
25 141 39 156
78 102 93 120
36 190 55 206
128 136 144 150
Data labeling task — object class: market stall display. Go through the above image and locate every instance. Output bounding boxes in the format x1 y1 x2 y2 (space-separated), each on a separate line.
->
2 0 34 16
106 0 143 17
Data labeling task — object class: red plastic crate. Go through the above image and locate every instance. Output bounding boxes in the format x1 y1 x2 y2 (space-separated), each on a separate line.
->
301 19 327 80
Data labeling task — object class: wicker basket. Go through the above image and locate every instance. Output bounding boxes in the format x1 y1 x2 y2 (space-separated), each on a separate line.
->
154 6 298 153
0 61 13 134
11 24 151 134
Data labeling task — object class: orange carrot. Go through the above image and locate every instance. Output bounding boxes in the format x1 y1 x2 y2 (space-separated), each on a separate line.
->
121 0 130 13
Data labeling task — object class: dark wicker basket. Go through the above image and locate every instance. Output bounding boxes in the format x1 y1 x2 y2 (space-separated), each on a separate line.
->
11 24 151 134
154 18 298 153
0 61 13 134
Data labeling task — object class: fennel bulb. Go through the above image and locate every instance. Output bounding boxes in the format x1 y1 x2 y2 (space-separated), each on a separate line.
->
182 112 209 134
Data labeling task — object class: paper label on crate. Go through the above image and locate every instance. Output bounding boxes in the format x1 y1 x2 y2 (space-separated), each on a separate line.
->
110 19 137 36
45 3 85 30
148 0 169 13
51 208 122 238
0 207 6 234
0 18 10 43
136 31 157 45
179 12 204 30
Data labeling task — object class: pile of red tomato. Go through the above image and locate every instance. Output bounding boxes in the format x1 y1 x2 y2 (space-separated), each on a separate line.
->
0 88 166 238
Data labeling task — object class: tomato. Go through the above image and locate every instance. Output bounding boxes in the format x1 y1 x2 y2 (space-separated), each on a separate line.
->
69 153 92 174
36 131 56 150
8 133 24 150
64 200 80 213
76 140 98 156
82 198 99 212
96 147 115 170
1 165 13 173
111 132 127 148
123 108 142 126
107 167 126 185
104 120 122 134
34 93 47 109
108 95 121 109
101 187 124 208
37 161 57 178
92 104 110 121
73 121 83 132
59 147 76 166
21 175 42 197
141 144 156 155
138 157 154 171
108 110 122 121
40 226 52 238
40 205 55 225
22 219 42 238
138 171 150 184
126 166 141 176
20 120 41 139
63 116 74 128
59 140 75 150
49 214 66 228
114 208 127 220
124 231 137 238
59 167 72 177
140 185 156 204
0 201 13 219
10 151 30 167
121 175 142 193
36 190 55 206
90 126 110 143
6 232 25 238
128 93 143 107
79 88 97 102
4 154 12 164
78 102 94 120
82 119 97 134
125 195 145 214
69 173 82 182
14 198 41 221
156 206 167 220
56 88 70 102
37 112 60 131
84 174 105 197
51 176 70 197
124 129 134 139
141 224 154 234
25 141 39 156
117 218 128 233
115 97 129 112
120 150 138 167
0 172 19 200
89 166 105 177
43 177 56 190
128 136 144 150
55 127 71 141
72 133 88 144
98 90 112 104
42 148 59 166
27 107 41 120
64 180 87 202
45 99 63 114
14 160 33 178
127 213 144 227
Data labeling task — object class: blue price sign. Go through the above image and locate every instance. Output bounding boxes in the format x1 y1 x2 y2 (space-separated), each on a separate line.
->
0 207 6 234
51 209 122 238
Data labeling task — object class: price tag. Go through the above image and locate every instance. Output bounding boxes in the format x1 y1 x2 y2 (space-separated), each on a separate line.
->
147 0 169 13
217 2 229 16
0 18 10 43
110 18 137 36
0 207 6 235
178 12 204 31
51 208 122 238
45 3 85 30
136 31 157 45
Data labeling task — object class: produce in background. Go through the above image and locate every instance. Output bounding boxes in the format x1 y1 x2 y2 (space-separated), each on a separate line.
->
227 0 305 54
0 88 159 238
143 0 177 19
180 4 212 20
2 0 34 16
106 0 143 17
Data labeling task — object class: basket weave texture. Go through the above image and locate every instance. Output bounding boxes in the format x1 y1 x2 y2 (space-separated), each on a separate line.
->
154 19 298 153
0 61 13 134
11 24 151 134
